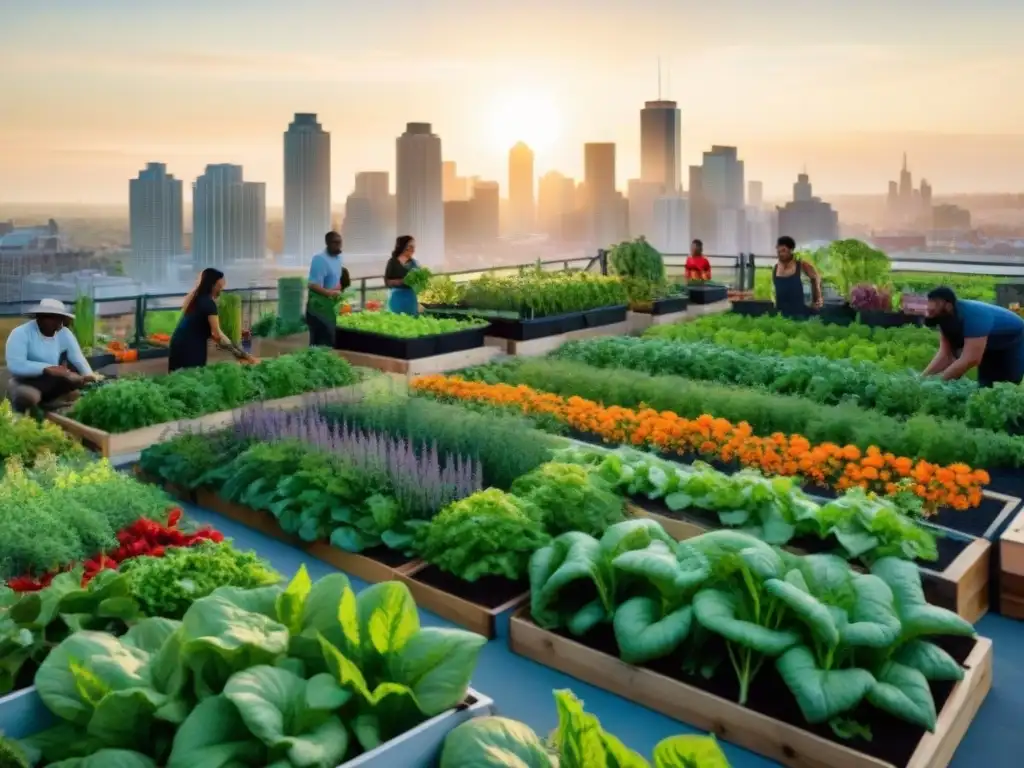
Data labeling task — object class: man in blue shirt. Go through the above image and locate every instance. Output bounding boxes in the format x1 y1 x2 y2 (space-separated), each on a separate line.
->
5 298 102 412
923 286 1024 386
306 231 345 346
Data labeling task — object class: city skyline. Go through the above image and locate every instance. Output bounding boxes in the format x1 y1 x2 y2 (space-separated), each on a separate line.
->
3 2 1024 204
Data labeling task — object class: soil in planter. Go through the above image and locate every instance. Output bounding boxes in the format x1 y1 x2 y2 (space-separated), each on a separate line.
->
359 546 415 569
412 565 528 609
983 468 1024 501
930 494 1012 539
553 621 975 768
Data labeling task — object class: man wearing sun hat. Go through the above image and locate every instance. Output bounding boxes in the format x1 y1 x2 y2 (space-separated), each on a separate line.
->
4 298 103 413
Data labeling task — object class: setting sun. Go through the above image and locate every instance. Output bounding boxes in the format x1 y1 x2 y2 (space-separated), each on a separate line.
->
488 89 561 152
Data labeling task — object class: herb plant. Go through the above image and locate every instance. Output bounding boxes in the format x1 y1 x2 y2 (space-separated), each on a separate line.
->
218 292 243 344
459 267 628 318
20 570 486 766
403 266 433 293
415 489 551 581
0 401 84 465
510 462 625 537
336 311 485 338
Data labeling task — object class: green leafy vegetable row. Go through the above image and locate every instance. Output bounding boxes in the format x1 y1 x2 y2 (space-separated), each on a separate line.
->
337 311 485 338
645 313 939 373
552 335 1024 432
557 445 937 563
459 267 629 318
441 689 731 767
69 347 358 433
18 570 485 767
0 401 84 466
531 519 974 736
459 358 1024 469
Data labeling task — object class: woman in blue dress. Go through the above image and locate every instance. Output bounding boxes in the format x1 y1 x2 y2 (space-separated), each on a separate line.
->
384 235 420 315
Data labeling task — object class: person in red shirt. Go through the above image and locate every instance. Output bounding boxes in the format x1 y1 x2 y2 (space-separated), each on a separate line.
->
685 239 712 281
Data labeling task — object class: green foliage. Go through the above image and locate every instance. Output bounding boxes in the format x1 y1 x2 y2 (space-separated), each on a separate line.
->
217 293 243 344
278 276 306 325
415 489 551 581
403 266 434 294
441 689 731 767
0 401 83 466
645 313 939 373
0 735 29 768
138 430 252 491
336 311 485 338
0 569 143 697
69 348 357 433
511 462 626 538
119 541 280 620
420 275 464 306
72 295 96 351
23 570 485 766
551 335 1024 433
800 239 891 298
530 521 973 735
460 267 629 318
144 309 181 337
890 272 997 303
249 311 306 339
558 445 937 563
460 358 1024 469
608 238 669 307
0 458 170 580
322 395 562 490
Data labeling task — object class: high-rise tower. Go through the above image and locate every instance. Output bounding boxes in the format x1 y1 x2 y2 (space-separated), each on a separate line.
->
283 113 331 262
396 123 444 266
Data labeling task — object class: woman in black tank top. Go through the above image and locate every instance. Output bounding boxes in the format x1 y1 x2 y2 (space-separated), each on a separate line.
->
773 237 822 318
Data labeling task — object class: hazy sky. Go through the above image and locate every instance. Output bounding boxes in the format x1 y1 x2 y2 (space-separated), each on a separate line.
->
3 0 1024 205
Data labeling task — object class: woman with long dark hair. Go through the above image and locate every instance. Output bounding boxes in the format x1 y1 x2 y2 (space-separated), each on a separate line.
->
168 268 255 372
384 235 421 315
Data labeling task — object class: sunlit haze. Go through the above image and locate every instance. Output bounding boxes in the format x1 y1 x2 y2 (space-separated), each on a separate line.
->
3 0 1024 204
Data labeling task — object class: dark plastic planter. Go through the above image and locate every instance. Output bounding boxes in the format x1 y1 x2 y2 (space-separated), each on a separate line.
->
730 300 775 317
484 311 586 341
583 304 628 328
635 296 689 315
334 325 485 359
135 346 170 361
857 310 925 328
86 353 117 369
434 326 487 355
817 302 857 326
686 284 728 304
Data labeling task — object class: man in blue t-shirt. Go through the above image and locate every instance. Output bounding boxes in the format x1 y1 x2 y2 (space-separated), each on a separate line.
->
306 231 345 347
923 286 1024 386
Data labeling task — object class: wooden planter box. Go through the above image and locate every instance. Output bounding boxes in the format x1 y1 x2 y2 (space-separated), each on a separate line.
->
397 561 529 639
46 383 364 457
510 611 992 768
334 345 501 378
194 488 420 585
998 502 1024 618
628 501 993 624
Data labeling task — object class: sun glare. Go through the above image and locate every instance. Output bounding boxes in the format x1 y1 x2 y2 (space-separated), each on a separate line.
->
489 89 561 152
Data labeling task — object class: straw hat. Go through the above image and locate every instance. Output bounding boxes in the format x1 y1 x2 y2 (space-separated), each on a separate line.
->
26 298 74 319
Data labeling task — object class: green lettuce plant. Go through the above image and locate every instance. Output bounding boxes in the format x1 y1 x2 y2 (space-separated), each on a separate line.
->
440 689 731 767
337 312 485 338
21 569 486 766
510 462 626 537
528 523 975 738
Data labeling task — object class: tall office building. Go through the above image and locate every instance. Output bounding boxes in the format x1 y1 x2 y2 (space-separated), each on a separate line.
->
776 172 838 245
652 196 690 254
695 146 746 253
396 123 444 266
640 100 681 194
508 143 535 236
700 146 745 209
627 179 662 240
283 113 331 262
192 164 265 268
584 143 623 247
747 180 764 208
793 173 812 203
442 161 469 201
344 171 394 256
471 181 500 242
129 162 183 284
537 171 577 239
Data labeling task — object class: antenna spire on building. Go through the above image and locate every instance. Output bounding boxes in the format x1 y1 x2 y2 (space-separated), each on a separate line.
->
902 151 907 171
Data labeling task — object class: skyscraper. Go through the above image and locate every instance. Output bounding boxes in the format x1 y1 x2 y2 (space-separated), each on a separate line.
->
793 173 812 203
776 172 838 245
283 113 331 262
396 123 444 266
508 142 535 236
640 100 681 194
627 179 662 240
537 171 576 239
129 162 183 284
192 164 265 268
652 196 690 254
696 146 746 253
584 143 623 247
344 171 393 256
747 180 764 208
471 181 500 242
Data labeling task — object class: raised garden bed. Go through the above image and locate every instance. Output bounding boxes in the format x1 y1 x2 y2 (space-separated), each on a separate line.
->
818 302 858 326
335 325 486 359
0 685 494 766
998 502 1024 618
509 610 992 768
627 297 690 333
194 488 420 584
333 345 502 378
46 383 364 457
731 299 776 317
626 497 992 623
398 561 529 639
686 284 728 304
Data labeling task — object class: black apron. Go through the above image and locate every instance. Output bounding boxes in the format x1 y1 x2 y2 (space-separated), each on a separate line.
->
773 260 809 319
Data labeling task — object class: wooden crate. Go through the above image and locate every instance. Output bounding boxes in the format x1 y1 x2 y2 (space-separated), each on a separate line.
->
46 383 365 457
999 501 1024 618
510 610 992 768
194 488 420 585
333 345 501 378
498 321 631 357
628 501 993 624
397 562 529 639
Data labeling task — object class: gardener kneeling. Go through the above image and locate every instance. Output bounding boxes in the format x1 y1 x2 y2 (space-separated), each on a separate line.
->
5 298 102 413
